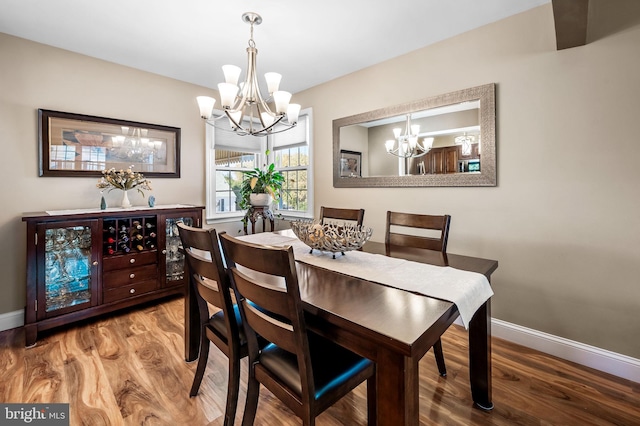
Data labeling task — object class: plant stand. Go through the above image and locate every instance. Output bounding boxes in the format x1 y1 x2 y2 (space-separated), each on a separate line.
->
243 206 275 235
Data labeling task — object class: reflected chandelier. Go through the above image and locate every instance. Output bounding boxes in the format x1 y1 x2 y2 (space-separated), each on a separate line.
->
196 12 300 137
384 114 434 158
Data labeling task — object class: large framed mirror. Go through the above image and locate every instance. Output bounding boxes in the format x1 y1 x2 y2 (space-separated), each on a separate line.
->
333 83 496 187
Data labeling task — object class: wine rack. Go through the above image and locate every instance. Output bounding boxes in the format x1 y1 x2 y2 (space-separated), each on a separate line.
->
102 217 158 256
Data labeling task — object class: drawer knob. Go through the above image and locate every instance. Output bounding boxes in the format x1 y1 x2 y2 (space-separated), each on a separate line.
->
130 258 136 264
92 261 98 266
130 288 136 294
162 249 167 255
129 273 135 279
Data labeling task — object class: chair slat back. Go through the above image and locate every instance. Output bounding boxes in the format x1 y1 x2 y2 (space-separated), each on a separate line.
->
177 223 231 312
320 206 365 226
386 211 451 253
219 234 307 357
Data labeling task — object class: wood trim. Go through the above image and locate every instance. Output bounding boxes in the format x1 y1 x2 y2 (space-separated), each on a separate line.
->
552 0 590 50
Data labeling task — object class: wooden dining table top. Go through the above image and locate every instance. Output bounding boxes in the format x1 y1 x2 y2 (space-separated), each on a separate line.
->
273 230 498 360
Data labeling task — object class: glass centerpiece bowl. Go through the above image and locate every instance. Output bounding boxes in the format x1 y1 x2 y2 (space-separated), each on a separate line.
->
290 219 373 258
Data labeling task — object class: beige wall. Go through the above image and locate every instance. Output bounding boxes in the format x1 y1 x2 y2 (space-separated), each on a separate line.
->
0 32 215 318
1 3 639 358
293 3 640 358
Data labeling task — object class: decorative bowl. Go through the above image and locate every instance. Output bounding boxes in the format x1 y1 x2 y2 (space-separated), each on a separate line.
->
290 219 373 257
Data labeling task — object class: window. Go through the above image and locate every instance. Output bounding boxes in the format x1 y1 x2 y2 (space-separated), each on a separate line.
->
272 110 312 217
206 108 313 222
214 150 257 214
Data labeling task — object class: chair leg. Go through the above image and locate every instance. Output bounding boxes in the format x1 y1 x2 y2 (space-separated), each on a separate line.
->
223 354 241 426
189 332 210 397
241 374 260 426
433 338 447 377
367 374 377 426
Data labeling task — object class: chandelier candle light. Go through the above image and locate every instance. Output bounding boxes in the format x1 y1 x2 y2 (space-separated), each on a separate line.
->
385 114 434 158
196 12 301 137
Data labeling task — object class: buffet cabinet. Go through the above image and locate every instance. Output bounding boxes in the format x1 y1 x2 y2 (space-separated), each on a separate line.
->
22 205 204 346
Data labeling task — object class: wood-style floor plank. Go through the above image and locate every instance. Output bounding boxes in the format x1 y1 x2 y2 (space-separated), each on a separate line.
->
1 297 638 425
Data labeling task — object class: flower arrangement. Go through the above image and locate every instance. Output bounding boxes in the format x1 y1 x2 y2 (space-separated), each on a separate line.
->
96 166 152 196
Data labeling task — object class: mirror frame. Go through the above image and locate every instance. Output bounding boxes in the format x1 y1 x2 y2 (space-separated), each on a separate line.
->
333 83 496 187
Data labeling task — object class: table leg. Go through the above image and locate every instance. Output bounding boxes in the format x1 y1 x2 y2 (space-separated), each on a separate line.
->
376 349 419 426
469 300 493 410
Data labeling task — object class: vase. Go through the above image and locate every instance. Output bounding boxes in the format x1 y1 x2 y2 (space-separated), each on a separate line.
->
250 193 273 207
121 190 132 208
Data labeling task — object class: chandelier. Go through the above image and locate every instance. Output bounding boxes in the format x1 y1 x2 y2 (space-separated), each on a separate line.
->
110 127 164 163
454 133 475 156
384 114 434 158
196 12 300 137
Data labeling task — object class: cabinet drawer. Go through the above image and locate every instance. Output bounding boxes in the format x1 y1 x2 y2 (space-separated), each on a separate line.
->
103 279 158 304
103 251 157 272
103 264 158 289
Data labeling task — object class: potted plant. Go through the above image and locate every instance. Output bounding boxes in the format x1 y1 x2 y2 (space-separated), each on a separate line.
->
239 163 285 211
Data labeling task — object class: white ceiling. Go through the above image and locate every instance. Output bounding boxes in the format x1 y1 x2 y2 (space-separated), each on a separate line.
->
0 0 549 94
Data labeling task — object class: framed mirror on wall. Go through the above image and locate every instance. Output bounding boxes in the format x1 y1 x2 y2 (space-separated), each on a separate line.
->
332 83 496 188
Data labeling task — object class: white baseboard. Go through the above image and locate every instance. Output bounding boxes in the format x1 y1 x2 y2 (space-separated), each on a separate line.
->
0 309 24 332
486 318 640 383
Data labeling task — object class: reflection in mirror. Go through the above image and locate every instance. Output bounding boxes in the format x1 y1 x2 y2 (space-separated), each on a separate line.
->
333 84 495 187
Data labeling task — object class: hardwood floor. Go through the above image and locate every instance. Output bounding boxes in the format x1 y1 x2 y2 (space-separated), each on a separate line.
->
1 297 638 425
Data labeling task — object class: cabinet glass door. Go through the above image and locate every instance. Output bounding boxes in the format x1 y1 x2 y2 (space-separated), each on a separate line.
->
165 216 194 283
41 223 97 314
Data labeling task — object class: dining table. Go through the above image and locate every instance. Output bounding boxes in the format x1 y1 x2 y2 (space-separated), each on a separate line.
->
184 229 499 426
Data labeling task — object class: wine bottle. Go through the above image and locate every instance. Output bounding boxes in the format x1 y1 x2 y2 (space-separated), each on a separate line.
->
133 221 142 230
107 246 115 255
133 234 143 241
136 244 144 251
119 242 131 253
145 240 156 249
107 237 116 244
120 225 128 233
107 226 116 233
148 232 157 238
145 223 155 229
120 235 130 243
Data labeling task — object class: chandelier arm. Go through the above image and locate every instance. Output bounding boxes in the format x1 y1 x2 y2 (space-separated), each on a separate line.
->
386 149 429 159
259 121 296 135
205 116 295 137
223 110 243 131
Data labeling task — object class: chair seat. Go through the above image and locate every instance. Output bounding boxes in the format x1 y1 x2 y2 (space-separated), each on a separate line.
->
258 332 373 399
208 305 247 344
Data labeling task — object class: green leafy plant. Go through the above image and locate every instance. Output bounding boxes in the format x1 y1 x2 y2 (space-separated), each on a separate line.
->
238 163 285 210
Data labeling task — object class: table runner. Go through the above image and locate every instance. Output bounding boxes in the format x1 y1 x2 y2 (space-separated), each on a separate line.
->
238 233 493 329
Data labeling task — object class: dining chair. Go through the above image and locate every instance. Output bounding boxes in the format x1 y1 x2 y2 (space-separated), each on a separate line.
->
219 233 377 426
385 211 451 376
319 206 365 226
177 223 246 426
